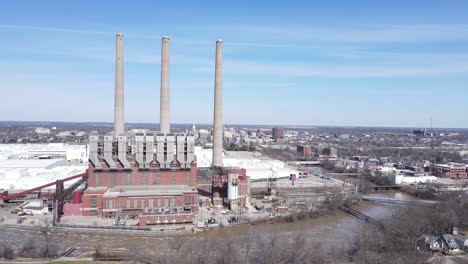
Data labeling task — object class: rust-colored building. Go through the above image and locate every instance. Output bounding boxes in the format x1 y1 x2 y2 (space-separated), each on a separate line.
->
431 163 468 179
272 127 285 142
212 168 249 208
297 145 312 157
82 133 198 226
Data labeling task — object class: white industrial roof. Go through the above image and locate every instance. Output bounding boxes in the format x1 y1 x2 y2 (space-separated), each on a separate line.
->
0 159 65 169
194 146 300 180
0 143 88 162
104 185 197 197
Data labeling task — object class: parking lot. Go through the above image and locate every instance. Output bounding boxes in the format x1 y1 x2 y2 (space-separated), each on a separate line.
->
0 201 53 226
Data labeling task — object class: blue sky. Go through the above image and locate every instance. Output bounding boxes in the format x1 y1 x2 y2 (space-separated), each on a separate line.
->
1 0 468 128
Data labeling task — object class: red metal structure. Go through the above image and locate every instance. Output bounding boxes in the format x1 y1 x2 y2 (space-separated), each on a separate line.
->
1 172 88 202
72 190 81 204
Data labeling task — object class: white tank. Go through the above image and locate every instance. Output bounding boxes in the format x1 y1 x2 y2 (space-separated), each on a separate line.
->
227 173 239 200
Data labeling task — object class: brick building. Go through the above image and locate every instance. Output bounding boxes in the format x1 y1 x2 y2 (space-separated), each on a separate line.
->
297 145 312 157
82 133 198 226
272 127 285 142
432 163 468 179
212 168 249 209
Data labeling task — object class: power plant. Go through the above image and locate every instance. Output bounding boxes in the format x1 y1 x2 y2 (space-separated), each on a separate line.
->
0 32 253 227
81 34 226 225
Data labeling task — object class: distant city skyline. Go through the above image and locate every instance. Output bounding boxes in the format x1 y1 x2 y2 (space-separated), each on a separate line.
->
1 1 468 128
3 121 468 131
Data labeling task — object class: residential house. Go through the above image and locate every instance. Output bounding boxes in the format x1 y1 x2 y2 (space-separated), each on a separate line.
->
440 235 461 254
418 234 443 252
454 235 468 252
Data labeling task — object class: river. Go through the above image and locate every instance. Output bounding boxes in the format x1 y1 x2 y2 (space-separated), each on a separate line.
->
195 191 406 255
0 191 407 258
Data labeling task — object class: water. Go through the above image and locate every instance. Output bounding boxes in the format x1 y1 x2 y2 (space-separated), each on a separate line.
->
365 191 418 201
0 191 408 257
202 198 397 252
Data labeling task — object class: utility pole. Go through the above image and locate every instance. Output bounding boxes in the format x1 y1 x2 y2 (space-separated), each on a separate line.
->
200 201 203 223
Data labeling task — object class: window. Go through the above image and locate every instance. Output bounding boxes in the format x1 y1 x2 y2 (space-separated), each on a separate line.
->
91 196 97 208
185 195 192 205
126 200 130 208
127 173 131 185
134 200 138 208
149 199 154 208
142 172 147 185
186 170 191 185
111 172 116 186
95 172 100 186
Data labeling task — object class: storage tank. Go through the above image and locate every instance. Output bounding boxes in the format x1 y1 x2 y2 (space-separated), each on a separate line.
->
72 190 81 204
227 174 239 200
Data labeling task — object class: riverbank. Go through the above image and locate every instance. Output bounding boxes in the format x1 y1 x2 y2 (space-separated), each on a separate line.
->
0 199 380 260
3 191 463 263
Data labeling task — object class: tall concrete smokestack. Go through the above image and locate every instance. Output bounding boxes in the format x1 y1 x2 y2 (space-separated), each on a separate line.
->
160 36 170 134
114 33 125 136
212 39 223 167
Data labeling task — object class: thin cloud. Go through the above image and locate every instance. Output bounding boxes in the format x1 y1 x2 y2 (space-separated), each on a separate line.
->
0 24 113 36
0 24 214 44
244 24 468 44
215 60 468 78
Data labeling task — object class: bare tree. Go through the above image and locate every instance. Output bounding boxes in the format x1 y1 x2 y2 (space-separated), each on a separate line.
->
240 232 256 264
37 217 56 258
0 242 15 260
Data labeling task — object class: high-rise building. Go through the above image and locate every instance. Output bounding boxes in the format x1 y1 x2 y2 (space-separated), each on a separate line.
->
272 127 285 141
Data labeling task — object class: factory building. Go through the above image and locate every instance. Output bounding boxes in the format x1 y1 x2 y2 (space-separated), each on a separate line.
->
81 34 227 226
83 133 198 225
0 143 88 162
432 163 468 179
211 168 250 210
195 147 300 180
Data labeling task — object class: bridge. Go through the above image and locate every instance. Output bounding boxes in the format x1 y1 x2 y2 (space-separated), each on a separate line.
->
362 196 439 206
339 205 382 227
373 185 401 191
287 161 321 167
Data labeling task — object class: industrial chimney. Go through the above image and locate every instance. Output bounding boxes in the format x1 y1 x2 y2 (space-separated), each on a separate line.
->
114 33 125 137
212 39 223 167
160 36 170 134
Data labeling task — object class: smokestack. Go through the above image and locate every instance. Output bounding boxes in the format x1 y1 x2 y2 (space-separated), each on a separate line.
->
212 39 223 167
160 36 170 134
114 32 125 136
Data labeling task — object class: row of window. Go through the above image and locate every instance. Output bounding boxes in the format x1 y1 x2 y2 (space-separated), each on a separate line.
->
93 171 191 186
104 198 177 209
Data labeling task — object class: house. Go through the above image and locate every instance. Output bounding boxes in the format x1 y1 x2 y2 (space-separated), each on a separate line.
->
454 235 468 252
418 234 443 252
440 235 461 253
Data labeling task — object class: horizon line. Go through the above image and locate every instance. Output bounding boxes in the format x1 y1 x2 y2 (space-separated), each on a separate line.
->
1 120 467 130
